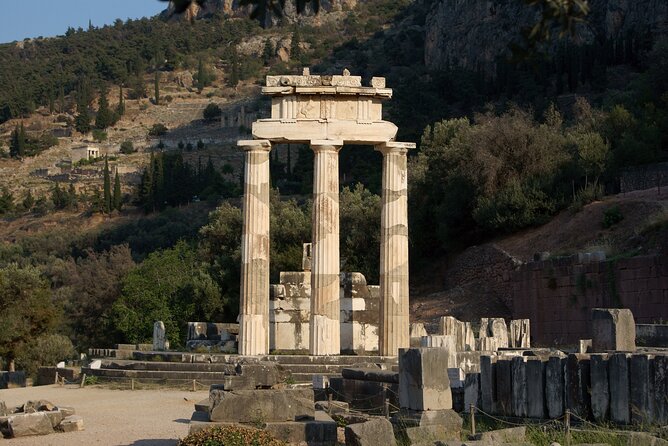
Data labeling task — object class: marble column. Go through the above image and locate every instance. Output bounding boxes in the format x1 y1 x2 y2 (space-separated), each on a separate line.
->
309 140 343 356
376 142 415 356
238 139 271 356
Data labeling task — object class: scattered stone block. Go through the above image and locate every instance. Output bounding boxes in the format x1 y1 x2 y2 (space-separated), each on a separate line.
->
345 418 396 446
510 320 530 349
609 353 630 424
495 359 512 416
654 355 668 425
526 358 546 419
393 408 462 440
625 431 668 446
57 406 75 418
208 388 314 423
630 354 654 424
474 426 526 443
43 410 64 428
194 399 209 413
480 355 496 413
7 412 54 437
399 348 452 411
511 356 527 417
546 356 564 419
58 415 84 433
591 308 636 352
590 354 609 422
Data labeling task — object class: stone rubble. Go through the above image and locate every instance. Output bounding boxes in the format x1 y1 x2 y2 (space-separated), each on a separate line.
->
0 400 82 439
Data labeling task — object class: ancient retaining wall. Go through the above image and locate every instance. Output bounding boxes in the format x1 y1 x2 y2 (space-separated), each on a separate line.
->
512 255 668 346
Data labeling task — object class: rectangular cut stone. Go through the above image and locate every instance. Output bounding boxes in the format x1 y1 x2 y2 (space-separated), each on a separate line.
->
526 359 546 419
8 412 54 437
654 355 668 425
564 354 591 419
509 320 530 349
440 316 468 351
476 337 498 352
545 356 564 419
630 354 654 424
420 335 457 368
579 339 592 353
209 389 314 423
480 318 509 349
464 373 480 413
480 355 496 413
495 359 512 416
590 354 610 422
511 356 528 417
399 348 453 411
591 308 636 352
609 353 630 424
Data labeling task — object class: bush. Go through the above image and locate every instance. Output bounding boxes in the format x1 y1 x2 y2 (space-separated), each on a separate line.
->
120 140 135 154
203 103 222 121
16 334 76 378
148 123 168 137
92 129 107 142
603 205 624 228
177 425 285 446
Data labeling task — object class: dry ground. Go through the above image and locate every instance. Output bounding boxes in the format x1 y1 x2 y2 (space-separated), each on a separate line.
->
0 385 208 445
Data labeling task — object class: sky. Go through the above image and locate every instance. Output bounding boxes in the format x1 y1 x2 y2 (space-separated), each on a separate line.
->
0 0 167 44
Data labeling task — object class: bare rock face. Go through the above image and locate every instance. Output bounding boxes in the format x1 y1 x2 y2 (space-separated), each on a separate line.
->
425 0 668 75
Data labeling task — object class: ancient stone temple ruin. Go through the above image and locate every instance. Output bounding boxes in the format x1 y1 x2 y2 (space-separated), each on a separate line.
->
238 70 415 356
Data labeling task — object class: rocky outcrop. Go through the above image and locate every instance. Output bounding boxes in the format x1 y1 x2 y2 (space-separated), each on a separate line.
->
425 0 668 74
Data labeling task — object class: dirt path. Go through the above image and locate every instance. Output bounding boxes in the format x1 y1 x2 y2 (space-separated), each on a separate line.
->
0 385 208 445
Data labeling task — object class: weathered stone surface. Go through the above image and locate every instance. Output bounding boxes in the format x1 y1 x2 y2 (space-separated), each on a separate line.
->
476 337 498 352
509 320 530 349
420 335 457 368
399 348 452 411
0 401 7 417
495 359 512 416
590 354 609 422
341 368 399 384
58 415 84 433
609 353 630 424
43 410 64 428
315 400 349 415
636 324 668 348
7 412 54 437
208 388 314 423
630 354 654 424
474 426 526 443
57 406 75 418
0 371 26 389
654 355 668 425
626 431 668 446
480 318 509 349
480 355 496 413
153 321 168 351
235 361 289 387
393 408 462 441
210 375 256 391
345 418 396 446
591 308 636 352
410 323 429 347
579 339 593 354
511 356 527 417
463 373 480 413
526 359 545 419
546 356 564 419
264 411 337 445
564 354 591 419
440 316 472 352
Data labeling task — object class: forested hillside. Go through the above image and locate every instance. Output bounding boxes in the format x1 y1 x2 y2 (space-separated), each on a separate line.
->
0 0 667 372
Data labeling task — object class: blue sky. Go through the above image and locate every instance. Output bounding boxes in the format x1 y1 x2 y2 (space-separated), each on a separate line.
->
0 0 166 44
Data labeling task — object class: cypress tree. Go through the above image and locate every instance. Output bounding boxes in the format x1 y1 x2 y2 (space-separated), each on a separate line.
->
75 100 91 134
139 155 154 213
291 27 302 60
113 172 122 211
58 84 65 113
262 39 274 66
95 86 113 129
68 183 77 208
10 124 26 158
103 158 111 213
154 70 161 105
22 189 35 210
196 58 206 93
116 86 125 116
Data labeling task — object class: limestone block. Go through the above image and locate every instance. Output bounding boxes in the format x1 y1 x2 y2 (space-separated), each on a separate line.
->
270 284 286 300
526 359 546 419
43 410 64 428
654 355 668 425
345 418 396 446
235 361 289 387
448 368 466 388
393 408 462 439
480 318 509 349
590 354 609 423
440 316 466 351
7 412 54 437
564 354 591 419
410 323 429 348
495 359 512 416
208 388 314 423
579 339 593 354
264 412 338 445
511 356 528 417
474 426 526 443
341 379 389 413
480 355 496 413
609 353 630 424
464 323 476 351
546 356 564 419
464 373 480 413
476 337 498 352
0 401 7 416
342 368 399 384
591 308 636 352
630 354 654 424
509 319 530 349
399 348 453 411
457 351 483 373
210 375 256 391
58 415 84 433
153 321 167 351
420 335 457 368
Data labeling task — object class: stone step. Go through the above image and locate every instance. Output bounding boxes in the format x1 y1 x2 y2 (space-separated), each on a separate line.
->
83 367 229 381
99 360 236 373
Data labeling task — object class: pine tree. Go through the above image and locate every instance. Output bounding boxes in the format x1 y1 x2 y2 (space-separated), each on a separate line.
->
95 86 113 129
22 190 35 210
113 172 122 211
154 70 161 105
51 183 65 209
262 39 275 66
75 101 91 134
103 158 111 213
0 188 14 214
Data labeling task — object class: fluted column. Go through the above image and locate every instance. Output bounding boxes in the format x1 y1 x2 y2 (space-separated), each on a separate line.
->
310 140 343 356
238 139 271 356
376 142 415 356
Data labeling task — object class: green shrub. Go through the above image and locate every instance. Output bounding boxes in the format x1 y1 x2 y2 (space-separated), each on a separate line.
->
120 140 135 154
203 103 222 121
177 425 285 446
92 129 107 142
16 334 76 378
149 123 168 137
603 205 624 228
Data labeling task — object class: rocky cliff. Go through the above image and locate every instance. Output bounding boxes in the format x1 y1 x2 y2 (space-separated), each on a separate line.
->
425 0 668 74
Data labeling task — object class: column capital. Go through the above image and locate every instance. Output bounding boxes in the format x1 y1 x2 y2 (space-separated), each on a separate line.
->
238 139 272 152
375 141 416 155
310 140 343 152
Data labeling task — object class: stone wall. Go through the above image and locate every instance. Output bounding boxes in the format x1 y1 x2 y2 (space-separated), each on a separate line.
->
620 162 668 193
512 254 668 346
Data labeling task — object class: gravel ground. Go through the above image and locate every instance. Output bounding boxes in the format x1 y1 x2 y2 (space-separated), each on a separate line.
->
0 385 209 445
